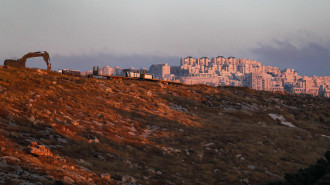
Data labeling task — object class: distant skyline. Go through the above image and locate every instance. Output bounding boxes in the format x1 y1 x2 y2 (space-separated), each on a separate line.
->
1 0 330 76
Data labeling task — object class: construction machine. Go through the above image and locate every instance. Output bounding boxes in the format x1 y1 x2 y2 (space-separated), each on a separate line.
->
4 51 51 70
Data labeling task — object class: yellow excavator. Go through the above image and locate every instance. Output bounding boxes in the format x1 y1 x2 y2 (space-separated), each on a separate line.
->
4 51 51 70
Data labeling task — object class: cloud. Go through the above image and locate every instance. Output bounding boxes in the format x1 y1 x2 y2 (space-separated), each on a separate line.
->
50 53 180 72
252 40 330 76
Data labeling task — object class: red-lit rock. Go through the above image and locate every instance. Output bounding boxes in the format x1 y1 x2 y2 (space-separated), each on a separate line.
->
28 142 53 157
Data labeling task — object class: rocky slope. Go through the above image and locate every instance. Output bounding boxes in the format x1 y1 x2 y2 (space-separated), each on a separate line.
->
0 66 329 185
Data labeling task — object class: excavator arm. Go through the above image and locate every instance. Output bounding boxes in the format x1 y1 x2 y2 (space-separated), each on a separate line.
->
19 51 51 70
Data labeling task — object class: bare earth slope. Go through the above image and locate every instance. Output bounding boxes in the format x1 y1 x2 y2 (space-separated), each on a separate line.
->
0 67 329 185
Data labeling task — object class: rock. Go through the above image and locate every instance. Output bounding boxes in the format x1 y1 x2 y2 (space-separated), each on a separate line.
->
28 116 36 123
71 173 86 183
247 165 256 170
36 69 46 75
205 143 214 147
265 170 282 178
27 116 42 125
71 121 79 126
198 152 204 159
96 155 105 160
241 177 249 184
44 110 52 115
105 87 113 93
101 173 111 181
54 155 66 163
148 168 156 173
161 146 181 154
268 113 295 128
321 134 330 139
57 137 68 143
257 121 266 127
169 102 188 112
28 142 53 157
146 90 152 96
124 160 134 168
92 120 103 127
31 141 38 147
1 147 5 151
122 175 136 183
235 154 242 158
88 138 99 144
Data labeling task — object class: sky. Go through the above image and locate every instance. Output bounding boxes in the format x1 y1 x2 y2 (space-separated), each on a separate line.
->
1 0 329 76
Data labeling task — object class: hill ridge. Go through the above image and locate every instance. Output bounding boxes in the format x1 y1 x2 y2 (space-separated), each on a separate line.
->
0 67 329 185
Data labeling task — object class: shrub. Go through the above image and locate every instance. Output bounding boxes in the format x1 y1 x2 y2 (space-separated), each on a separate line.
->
268 150 330 185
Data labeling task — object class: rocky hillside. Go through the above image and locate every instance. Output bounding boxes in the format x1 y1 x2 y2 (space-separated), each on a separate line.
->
0 66 329 185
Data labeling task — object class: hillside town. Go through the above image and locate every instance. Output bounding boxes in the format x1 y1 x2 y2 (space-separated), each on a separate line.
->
83 56 330 98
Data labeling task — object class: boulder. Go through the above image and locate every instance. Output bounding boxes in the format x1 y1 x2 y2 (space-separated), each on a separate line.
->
28 142 53 157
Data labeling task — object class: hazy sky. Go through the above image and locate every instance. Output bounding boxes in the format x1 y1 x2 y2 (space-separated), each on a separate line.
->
1 0 329 76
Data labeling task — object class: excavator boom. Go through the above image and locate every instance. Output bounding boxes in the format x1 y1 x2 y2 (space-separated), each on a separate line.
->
4 51 51 70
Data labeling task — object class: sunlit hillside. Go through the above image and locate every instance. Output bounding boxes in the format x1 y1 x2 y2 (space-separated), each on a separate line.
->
0 66 329 185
